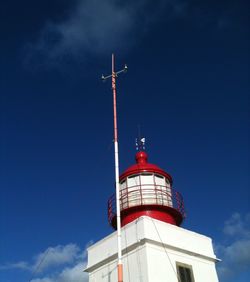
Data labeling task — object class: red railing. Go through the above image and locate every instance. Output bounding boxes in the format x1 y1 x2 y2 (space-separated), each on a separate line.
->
108 184 185 225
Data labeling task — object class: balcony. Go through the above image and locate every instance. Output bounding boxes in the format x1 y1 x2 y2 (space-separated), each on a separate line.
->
108 184 185 226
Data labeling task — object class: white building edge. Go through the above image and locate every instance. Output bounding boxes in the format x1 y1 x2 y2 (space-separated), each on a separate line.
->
85 216 219 282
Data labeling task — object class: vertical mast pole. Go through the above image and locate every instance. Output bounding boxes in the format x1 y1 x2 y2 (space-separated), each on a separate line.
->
112 53 123 282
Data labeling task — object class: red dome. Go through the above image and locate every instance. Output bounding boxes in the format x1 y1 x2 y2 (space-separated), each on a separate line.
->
119 151 173 184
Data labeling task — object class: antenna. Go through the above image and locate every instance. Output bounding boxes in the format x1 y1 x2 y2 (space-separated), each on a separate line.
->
101 54 127 282
136 137 146 151
135 124 146 151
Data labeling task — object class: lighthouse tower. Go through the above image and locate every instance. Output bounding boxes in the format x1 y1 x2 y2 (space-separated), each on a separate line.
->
85 147 219 282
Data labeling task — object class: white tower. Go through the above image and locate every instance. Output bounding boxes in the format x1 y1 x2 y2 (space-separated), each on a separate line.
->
85 151 220 282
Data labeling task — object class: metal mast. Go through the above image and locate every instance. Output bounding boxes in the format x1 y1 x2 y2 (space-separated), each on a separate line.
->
101 54 127 282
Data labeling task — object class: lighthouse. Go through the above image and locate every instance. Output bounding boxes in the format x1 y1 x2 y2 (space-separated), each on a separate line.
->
85 148 219 282
84 55 219 282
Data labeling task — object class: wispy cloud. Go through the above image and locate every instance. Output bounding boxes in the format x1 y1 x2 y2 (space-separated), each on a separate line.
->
0 261 30 271
216 213 250 281
23 0 188 67
0 241 93 282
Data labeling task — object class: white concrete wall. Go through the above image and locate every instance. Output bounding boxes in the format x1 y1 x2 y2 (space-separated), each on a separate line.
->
146 242 218 282
88 246 149 282
142 217 216 259
85 216 219 282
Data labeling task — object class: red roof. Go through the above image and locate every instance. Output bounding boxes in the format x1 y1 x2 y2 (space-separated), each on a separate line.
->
119 151 173 184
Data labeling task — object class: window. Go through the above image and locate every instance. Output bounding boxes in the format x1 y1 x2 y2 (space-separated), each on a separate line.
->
141 173 153 176
155 174 164 179
128 174 139 178
176 263 195 282
120 179 126 184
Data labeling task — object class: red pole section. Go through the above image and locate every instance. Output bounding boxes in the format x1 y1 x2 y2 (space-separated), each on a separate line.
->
112 54 118 142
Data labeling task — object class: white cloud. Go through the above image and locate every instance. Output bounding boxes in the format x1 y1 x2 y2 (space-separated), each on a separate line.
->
24 0 188 67
223 239 250 267
0 241 93 281
33 244 80 273
31 262 88 282
57 262 86 282
223 212 250 237
0 241 93 282
31 278 54 282
0 243 81 273
216 213 250 281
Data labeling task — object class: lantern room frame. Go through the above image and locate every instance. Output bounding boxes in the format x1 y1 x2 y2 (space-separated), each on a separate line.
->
108 182 185 229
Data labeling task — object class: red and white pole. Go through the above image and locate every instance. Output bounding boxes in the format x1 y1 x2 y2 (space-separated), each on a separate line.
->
112 53 123 282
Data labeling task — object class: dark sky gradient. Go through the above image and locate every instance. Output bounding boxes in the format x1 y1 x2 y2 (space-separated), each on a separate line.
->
0 1 249 282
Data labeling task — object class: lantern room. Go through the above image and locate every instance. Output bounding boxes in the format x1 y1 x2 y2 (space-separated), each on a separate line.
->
108 151 185 229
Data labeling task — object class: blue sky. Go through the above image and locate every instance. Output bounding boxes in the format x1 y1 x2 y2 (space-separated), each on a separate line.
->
0 0 249 281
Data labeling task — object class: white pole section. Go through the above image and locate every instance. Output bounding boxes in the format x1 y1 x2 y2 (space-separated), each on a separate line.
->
111 53 123 282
